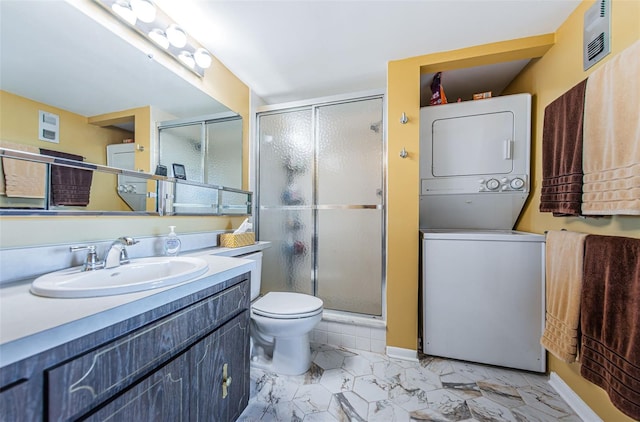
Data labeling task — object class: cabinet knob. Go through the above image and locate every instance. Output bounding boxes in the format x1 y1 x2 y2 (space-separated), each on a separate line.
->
222 363 232 399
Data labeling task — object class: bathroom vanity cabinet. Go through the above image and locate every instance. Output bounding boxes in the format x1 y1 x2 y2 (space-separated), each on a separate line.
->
0 273 250 422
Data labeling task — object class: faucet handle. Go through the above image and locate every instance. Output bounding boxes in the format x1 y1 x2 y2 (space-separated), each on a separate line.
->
117 236 139 246
70 245 104 271
114 237 138 265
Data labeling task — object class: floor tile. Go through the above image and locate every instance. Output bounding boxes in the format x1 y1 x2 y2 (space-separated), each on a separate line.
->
238 343 584 422
292 384 333 414
320 368 356 393
467 396 517 421
427 388 473 420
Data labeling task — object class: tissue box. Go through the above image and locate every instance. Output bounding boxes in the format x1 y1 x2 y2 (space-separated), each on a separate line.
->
219 232 255 248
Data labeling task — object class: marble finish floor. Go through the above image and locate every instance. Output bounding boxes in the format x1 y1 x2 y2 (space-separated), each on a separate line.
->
238 343 582 422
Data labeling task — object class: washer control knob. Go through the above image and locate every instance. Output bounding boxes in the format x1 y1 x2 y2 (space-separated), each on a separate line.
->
486 178 500 191
510 177 525 190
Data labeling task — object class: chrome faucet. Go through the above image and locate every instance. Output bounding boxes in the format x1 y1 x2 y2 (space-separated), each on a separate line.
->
70 245 104 271
104 237 139 269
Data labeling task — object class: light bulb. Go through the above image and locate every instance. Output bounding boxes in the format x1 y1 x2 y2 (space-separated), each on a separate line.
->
111 1 136 26
194 48 212 68
166 24 187 48
131 0 156 23
148 28 169 49
178 51 195 69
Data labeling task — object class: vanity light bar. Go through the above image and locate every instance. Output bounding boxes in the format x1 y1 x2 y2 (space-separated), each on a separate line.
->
95 0 212 78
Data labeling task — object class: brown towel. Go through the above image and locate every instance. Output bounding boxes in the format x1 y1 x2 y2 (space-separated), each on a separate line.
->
0 141 46 198
582 40 640 215
540 80 588 216
580 234 640 420
40 148 93 206
540 230 587 362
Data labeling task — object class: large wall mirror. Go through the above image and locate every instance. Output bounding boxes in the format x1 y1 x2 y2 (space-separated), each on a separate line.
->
0 1 243 214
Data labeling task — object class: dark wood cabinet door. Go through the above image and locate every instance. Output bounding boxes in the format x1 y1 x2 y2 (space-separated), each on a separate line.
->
81 353 189 422
190 310 250 422
0 379 39 422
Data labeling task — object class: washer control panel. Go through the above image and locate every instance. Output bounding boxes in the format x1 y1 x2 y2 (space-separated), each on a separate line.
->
478 175 527 192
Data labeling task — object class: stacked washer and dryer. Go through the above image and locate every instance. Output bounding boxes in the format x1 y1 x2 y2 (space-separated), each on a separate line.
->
419 94 546 373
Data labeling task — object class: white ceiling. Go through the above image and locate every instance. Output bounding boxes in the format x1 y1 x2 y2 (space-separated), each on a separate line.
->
155 0 582 105
0 0 581 117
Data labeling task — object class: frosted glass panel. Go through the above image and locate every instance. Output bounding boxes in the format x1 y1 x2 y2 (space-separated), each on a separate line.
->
220 190 251 215
257 97 384 315
258 110 313 206
259 208 313 295
317 98 383 205
173 183 218 214
317 209 382 315
205 118 242 188
158 124 203 182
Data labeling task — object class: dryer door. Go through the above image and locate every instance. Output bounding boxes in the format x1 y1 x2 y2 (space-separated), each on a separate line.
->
432 111 514 177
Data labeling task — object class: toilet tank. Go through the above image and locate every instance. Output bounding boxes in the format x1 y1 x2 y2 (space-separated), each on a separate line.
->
239 251 262 300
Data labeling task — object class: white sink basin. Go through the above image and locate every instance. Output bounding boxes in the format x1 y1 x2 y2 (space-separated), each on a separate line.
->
30 257 209 298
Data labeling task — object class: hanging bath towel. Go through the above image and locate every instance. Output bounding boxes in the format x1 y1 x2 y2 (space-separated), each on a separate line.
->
582 40 640 215
581 234 640 420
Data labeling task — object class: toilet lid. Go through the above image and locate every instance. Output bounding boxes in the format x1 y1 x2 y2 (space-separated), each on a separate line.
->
252 292 323 319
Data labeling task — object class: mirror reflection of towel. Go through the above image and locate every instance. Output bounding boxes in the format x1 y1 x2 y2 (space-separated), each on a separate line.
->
0 141 46 198
40 149 93 206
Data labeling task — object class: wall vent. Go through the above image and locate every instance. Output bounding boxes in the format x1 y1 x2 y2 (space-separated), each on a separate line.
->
583 0 611 71
38 110 60 144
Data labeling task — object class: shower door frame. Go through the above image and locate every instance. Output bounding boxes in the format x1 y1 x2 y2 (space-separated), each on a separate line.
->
255 90 387 319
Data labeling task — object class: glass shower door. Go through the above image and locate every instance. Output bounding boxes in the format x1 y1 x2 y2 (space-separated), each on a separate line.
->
257 96 384 315
257 109 314 295
316 98 383 315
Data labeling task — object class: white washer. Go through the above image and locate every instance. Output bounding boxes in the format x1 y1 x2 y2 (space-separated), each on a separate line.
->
421 229 546 373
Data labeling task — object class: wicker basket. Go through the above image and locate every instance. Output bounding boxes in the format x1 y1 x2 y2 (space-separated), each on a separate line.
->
219 232 255 248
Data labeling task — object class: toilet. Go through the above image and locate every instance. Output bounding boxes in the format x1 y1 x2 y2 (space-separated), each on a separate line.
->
242 251 323 375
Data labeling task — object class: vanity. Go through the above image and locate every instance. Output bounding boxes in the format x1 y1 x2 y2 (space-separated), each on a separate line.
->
0 251 256 422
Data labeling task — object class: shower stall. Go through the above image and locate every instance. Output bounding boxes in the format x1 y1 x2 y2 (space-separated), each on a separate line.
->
256 94 384 316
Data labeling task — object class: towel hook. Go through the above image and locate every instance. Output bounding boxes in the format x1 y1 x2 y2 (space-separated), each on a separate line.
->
400 112 408 124
400 147 408 159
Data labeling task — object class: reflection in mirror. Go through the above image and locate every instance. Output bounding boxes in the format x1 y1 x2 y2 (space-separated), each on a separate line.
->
158 114 243 189
0 147 159 214
166 180 252 216
106 143 147 211
0 148 252 216
0 1 242 214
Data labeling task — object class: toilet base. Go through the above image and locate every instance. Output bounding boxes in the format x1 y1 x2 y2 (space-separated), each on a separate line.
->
250 333 312 376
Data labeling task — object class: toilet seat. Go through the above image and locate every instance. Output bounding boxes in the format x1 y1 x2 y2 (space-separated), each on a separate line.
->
252 292 323 319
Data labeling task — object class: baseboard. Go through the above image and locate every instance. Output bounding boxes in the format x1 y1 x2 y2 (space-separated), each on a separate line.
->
548 372 603 422
386 346 419 362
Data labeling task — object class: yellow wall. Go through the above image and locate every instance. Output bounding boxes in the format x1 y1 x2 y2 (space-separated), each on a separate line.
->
387 0 639 419
504 1 640 420
0 0 250 249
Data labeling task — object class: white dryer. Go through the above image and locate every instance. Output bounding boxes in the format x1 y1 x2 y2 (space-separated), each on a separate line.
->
419 93 531 229
418 94 545 372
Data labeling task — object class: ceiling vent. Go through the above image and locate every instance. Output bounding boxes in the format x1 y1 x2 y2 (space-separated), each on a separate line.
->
583 0 611 71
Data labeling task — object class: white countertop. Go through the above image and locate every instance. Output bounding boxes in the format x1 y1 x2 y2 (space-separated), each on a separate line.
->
0 243 269 368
